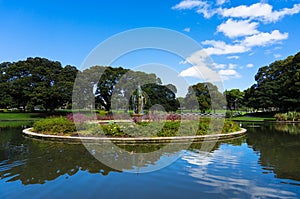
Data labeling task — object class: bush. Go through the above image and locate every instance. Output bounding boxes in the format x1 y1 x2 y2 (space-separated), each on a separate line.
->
33 116 241 137
33 116 76 135
274 112 300 121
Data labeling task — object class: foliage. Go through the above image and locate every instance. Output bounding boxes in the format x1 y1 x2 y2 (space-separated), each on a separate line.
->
224 89 245 110
72 65 177 113
36 115 240 137
274 112 300 121
0 57 78 111
33 117 76 135
184 82 226 113
139 84 180 112
244 52 300 111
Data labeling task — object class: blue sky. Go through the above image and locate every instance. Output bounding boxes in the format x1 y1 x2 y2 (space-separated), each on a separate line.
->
1 0 300 94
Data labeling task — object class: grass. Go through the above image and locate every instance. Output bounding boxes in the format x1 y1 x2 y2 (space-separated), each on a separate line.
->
231 116 276 122
232 111 278 122
0 113 46 121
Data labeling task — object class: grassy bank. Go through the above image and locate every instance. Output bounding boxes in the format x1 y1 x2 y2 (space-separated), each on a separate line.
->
0 113 45 121
231 111 277 122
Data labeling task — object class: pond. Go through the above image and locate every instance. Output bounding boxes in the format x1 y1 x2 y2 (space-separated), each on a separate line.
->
1 121 300 198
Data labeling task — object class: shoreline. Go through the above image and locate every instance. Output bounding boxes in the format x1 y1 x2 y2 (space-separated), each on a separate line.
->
22 128 247 143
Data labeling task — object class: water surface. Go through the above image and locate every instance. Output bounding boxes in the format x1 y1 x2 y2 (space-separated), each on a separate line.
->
1 122 300 198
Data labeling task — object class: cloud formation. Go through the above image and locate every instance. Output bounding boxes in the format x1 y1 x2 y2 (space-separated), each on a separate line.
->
242 30 288 47
173 1 300 23
220 3 300 23
173 1 300 81
201 40 249 55
217 19 259 38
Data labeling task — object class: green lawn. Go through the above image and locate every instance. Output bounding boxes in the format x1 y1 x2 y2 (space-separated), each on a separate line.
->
0 113 45 121
232 116 276 122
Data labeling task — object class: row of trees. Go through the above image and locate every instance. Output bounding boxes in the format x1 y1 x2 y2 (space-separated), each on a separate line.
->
2 51 298 113
72 65 180 112
0 57 180 112
244 52 300 111
224 52 300 112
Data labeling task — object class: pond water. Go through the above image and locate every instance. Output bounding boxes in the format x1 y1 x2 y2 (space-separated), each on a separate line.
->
1 122 300 198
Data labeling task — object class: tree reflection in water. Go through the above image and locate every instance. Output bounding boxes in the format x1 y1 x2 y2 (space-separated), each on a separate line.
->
246 122 300 182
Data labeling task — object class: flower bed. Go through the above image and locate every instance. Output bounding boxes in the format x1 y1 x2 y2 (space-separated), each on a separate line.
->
32 113 241 137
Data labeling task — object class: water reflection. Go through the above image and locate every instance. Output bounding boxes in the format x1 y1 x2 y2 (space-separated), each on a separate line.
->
182 148 297 198
246 123 300 182
0 127 244 185
0 122 300 198
0 128 119 185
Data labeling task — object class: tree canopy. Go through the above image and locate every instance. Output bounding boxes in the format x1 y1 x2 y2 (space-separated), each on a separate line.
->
244 52 300 111
0 57 78 111
183 82 225 113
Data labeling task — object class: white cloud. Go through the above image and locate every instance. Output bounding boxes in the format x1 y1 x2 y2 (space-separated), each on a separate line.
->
179 50 223 82
212 63 226 69
184 49 209 65
200 30 287 56
227 55 239 59
228 63 236 69
172 0 215 18
183 27 191 32
246 63 254 68
216 0 228 6
219 3 300 23
217 19 259 38
179 65 222 82
172 0 205 10
202 40 249 55
242 30 288 47
218 69 241 80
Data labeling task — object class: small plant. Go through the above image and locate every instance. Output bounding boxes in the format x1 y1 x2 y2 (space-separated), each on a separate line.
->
33 116 76 135
274 112 300 121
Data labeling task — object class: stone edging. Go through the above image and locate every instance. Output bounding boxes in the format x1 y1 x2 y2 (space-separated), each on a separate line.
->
22 128 247 143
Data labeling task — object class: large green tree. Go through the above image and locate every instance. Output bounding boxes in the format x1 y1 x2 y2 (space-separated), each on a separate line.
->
244 52 300 111
184 82 225 113
141 83 179 112
1 57 78 111
225 89 245 110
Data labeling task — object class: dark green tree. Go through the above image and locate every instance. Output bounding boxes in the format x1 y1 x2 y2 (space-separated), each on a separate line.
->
184 82 225 113
141 84 179 112
244 52 300 111
225 89 245 110
1 57 78 111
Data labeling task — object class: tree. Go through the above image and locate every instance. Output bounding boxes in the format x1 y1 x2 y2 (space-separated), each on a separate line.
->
244 52 300 111
225 89 245 111
184 82 225 113
0 62 13 108
95 67 129 111
141 83 179 112
1 57 78 111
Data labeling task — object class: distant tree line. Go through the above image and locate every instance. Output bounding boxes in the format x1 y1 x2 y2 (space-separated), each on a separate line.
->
0 57 180 112
225 52 300 112
2 52 298 113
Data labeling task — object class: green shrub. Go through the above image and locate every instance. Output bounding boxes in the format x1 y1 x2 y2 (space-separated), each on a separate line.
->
222 120 240 133
33 117 76 135
275 112 300 121
33 117 241 137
